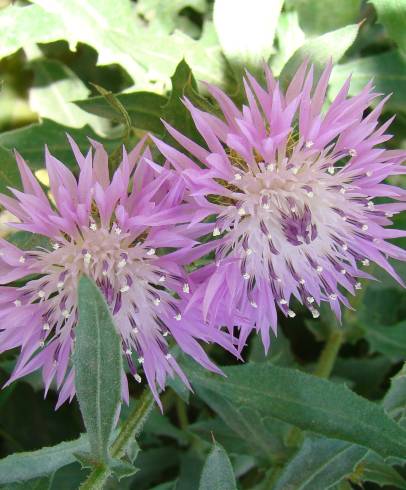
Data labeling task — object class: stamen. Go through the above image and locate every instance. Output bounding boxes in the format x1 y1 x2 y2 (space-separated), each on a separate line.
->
306 296 314 304
355 282 362 290
120 285 130 293
305 141 314 148
19 256 26 264
38 290 46 298
14 300 21 307
238 207 246 216
267 163 275 171
174 313 182 321
147 248 156 256
90 223 97 231
43 323 50 331
234 173 242 180
349 148 357 157
183 283 190 294
134 374 142 383
243 272 250 280
213 227 221 237
138 357 144 364
84 252 92 264
287 310 296 318
62 309 70 319
310 308 320 319
165 353 172 360
329 293 337 300
328 166 335 174
125 348 132 355
52 243 60 250
362 259 370 266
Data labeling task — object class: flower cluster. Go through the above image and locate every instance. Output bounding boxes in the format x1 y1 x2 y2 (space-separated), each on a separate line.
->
0 62 404 406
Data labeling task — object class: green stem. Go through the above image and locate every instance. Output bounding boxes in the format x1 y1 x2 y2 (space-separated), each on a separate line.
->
313 328 344 379
80 390 154 490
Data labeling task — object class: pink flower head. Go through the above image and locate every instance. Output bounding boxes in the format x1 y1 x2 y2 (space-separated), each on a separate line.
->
153 62 406 351
0 137 237 408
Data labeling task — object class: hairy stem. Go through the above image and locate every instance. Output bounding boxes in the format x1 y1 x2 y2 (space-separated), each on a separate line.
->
80 390 154 490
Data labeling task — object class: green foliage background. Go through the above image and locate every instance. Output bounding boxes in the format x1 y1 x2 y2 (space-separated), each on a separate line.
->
0 0 405 489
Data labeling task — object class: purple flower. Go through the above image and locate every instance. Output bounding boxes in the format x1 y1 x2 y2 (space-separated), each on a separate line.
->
153 62 406 352
0 137 237 408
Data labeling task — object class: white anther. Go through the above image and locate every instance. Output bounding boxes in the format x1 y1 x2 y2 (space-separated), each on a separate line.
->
385 212 393 218
62 309 70 319
14 299 21 307
120 285 130 293
262 202 271 210
250 301 258 308
42 323 50 331
19 256 26 264
299 279 306 285
342 216 348 222
291 167 299 175
291 207 297 213
267 163 275 171
159 275 166 282
340 269 346 275
52 243 60 250
174 313 182 321
238 207 246 216
234 173 242 181
163 331 169 337
307 191 314 198
84 252 92 264
138 357 144 364
316 266 323 273
355 282 362 290
279 299 288 305
361 224 369 231
38 290 46 298
267 233 273 240
213 227 221 237
305 141 314 148
147 248 156 256
288 310 296 318
183 283 190 294
39 340 45 348
132 327 139 334
125 348 132 355
328 166 335 175
373 238 379 243
366 171 372 177
342 244 348 251
243 272 250 280
118 258 127 269
134 374 142 383
115 227 122 235
245 248 253 256
349 149 357 157
90 223 97 231
307 296 314 304
311 308 320 319
276 278 282 283
57 281 64 289
102 270 108 276
362 259 370 266
165 353 172 360
329 293 337 301
340 187 346 194
153 298 161 306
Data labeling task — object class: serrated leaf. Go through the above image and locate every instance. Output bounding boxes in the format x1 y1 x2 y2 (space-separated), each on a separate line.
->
74 91 167 135
331 50 406 113
297 0 361 35
360 452 406 489
0 434 88 484
199 443 237 490
370 0 406 52
0 0 225 91
186 361 406 460
74 276 122 463
110 459 138 481
213 0 283 68
280 24 359 86
0 119 119 172
273 436 367 490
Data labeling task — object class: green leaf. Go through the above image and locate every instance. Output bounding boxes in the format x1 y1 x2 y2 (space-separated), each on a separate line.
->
0 145 23 194
330 50 406 113
360 452 406 489
0 119 119 172
199 443 237 490
273 436 367 490
364 321 406 361
384 362 406 419
8 231 51 251
28 58 103 131
2 475 54 490
271 11 305 76
297 0 361 35
370 0 406 52
186 361 406 460
109 459 138 481
280 24 359 87
74 91 167 135
0 434 88 484
74 276 122 463
213 0 283 68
